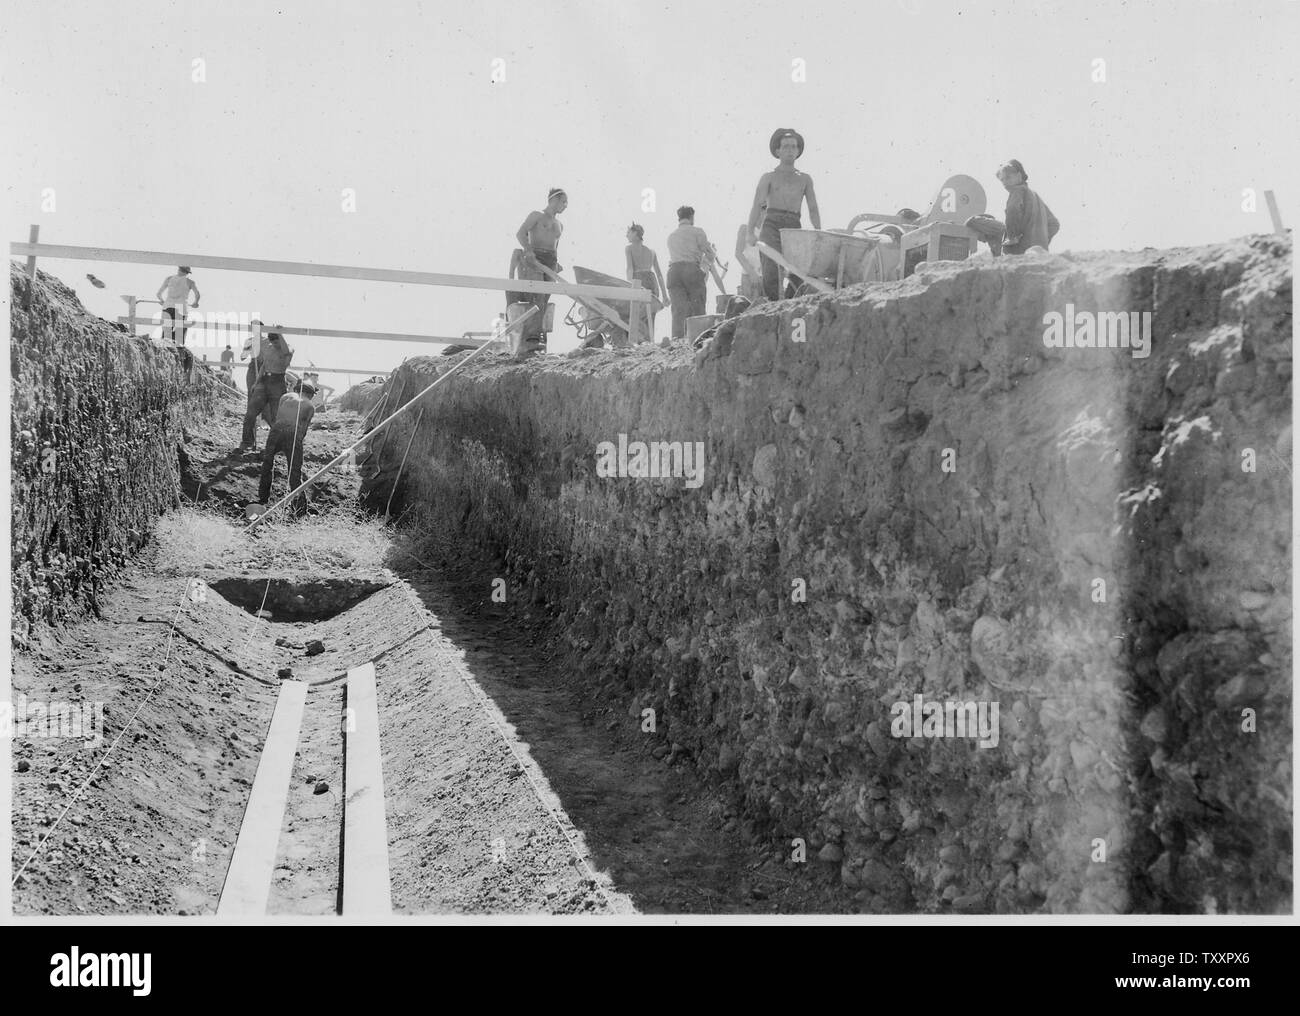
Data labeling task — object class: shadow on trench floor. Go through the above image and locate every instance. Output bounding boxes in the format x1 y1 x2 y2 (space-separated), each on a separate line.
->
388 549 853 915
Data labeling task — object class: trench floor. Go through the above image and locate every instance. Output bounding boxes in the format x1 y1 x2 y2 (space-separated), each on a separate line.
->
11 387 849 915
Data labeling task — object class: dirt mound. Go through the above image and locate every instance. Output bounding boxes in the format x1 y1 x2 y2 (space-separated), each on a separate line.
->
338 380 385 415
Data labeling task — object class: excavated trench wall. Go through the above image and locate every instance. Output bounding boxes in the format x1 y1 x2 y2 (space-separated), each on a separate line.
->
382 239 1286 913
338 379 385 415
9 265 223 643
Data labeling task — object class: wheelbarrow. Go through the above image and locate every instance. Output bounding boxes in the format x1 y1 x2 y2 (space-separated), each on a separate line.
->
776 229 883 288
563 265 664 347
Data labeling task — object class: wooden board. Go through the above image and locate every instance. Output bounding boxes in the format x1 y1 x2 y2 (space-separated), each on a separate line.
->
343 663 392 915
9 240 651 302
115 318 489 347
181 358 393 378
217 680 308 916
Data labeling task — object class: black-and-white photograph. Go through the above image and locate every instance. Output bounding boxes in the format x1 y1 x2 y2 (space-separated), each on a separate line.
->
2 0 1294 947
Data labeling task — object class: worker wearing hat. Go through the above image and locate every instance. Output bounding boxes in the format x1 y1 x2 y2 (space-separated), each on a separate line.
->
259 377 316 514
748 129 821 300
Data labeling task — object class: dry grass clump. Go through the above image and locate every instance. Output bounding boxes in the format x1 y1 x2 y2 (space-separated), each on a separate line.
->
154 502 391 576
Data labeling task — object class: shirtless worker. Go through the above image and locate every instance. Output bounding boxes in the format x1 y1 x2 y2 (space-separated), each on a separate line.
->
513 188 568 352
748 129 821 301
156 266 200 346
258 379 316 516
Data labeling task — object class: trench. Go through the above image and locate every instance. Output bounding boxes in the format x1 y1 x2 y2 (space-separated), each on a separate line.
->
14 514 842 914
10 241 1292 916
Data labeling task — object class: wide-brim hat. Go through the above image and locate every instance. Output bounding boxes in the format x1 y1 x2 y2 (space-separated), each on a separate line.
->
770 128 805 158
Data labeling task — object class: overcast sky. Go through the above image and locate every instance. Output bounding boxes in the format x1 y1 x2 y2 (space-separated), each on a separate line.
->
3 0 1297 381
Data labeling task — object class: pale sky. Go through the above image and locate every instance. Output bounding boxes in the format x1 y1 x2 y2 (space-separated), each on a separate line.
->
3 0 1297 386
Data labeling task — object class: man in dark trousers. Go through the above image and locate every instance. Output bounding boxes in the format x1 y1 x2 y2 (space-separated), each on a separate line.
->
665 205 715 342
240 329 294 451
748 128 821 300
513 187 568 352
156 266 199 345
259 379 316 515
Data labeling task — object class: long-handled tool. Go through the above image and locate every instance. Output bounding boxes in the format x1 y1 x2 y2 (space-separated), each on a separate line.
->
754 242 834 294
701 245 729 296
532 260 632 334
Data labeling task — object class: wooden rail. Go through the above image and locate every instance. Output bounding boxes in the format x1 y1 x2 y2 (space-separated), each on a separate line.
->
217 681 309 916
10 239 652 302
115 317 488 347
342 663 391 915
194 360 394 378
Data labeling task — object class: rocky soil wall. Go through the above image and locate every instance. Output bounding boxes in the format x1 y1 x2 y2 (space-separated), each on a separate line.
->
338 380 385 415
10 265 224 644
365 237 1291 913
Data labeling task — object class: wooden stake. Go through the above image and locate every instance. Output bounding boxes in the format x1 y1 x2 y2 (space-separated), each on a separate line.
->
1264 190 1285 234
24 224 38 280
21 224 38 310
628 279 642 344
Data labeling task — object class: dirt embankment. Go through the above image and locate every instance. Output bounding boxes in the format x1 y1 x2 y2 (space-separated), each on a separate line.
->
364 237 1292 914
10 265 222 644
9 262 374 644
338 380 385 416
